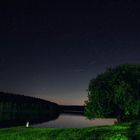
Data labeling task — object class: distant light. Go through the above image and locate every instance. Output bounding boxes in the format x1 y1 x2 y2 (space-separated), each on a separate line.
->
26 121 29 128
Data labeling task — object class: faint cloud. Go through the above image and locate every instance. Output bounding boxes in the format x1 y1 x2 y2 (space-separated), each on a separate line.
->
87 60 96 66
73 60 97 72
73 68 86 72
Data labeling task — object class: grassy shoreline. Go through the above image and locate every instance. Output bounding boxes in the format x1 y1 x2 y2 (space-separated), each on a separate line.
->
0 121 139 140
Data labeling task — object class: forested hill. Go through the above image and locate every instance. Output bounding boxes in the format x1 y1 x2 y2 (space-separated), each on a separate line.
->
0 92 60 127
0 92 57 105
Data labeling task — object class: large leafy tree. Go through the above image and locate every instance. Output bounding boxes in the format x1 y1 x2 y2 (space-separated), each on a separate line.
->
85 64 140 121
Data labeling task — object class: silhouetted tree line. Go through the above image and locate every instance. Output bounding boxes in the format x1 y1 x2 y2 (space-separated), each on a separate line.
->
0 92 60 125
60 105 85 112
60 105 85 115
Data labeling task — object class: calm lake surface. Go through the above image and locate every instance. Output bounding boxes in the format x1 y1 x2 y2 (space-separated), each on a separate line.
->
32 113 116 128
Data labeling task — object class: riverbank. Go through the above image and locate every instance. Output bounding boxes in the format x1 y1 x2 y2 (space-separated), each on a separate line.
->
0 121 139 140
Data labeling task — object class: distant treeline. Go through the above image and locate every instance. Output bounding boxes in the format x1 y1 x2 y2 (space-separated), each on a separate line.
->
60 105 85 114
0 92 60 126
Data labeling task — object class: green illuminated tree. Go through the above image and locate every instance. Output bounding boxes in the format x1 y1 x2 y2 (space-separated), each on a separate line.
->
85 64 140 121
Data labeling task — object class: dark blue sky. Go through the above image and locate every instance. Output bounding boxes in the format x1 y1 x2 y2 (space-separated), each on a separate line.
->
0 1 140 105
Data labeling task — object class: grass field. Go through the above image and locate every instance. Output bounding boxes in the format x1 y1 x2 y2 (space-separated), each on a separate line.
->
0 121 139 140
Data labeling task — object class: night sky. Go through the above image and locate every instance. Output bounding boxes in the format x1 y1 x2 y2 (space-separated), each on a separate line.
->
0 1 140 105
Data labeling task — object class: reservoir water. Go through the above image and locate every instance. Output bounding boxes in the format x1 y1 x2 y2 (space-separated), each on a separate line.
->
32 113 116 128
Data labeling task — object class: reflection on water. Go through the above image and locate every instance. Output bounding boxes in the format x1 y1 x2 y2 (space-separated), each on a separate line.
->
32 113 116 128
0 111 116 128
0 112 60 128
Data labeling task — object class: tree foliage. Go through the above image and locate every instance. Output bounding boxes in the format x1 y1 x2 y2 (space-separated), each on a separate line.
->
85 64 140 121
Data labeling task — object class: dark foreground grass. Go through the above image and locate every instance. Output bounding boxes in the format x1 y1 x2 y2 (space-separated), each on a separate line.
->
0 121 139 140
